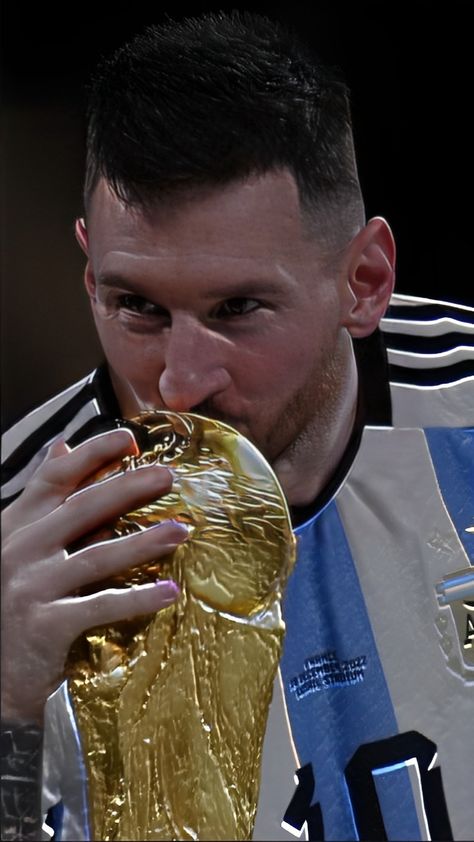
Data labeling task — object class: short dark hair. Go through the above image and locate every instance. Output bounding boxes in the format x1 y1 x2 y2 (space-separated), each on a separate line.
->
85 11 364 245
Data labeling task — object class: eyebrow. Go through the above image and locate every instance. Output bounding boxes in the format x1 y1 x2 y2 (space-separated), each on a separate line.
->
96 273 289 300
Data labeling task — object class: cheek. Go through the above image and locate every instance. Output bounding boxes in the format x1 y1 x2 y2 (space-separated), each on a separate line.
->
92 314 164 381
242 329 324 395
227 316 324 390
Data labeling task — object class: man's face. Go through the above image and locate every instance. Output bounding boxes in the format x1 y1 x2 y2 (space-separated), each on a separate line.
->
82 170 354 464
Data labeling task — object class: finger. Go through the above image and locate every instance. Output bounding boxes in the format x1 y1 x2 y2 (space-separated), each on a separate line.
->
47 437 71 458
46 520 191 597
56 579 181 637
20 463 174 554
1 437 71 535
16 429 140 524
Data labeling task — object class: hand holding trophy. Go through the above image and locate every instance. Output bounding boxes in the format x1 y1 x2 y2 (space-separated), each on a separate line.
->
65 411 296 841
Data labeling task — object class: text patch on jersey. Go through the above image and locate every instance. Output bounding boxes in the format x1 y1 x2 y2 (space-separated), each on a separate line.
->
289 650 367 699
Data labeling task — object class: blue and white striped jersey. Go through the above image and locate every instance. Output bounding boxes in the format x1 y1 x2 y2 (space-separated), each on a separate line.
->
2 295 473 841
256 295 474 842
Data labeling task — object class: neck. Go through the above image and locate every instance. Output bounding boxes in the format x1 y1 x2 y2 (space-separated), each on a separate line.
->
273 350 359 507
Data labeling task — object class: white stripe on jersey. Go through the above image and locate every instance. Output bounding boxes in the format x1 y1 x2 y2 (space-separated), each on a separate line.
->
1 372 96 462
386 294 474 312
42 683 90 841
382 318 474 337
390 378 474 428
2 399 102 500
380 295 474 391
254 672 303 841
386 346 474 369
335 426 473 841
2 434 63 499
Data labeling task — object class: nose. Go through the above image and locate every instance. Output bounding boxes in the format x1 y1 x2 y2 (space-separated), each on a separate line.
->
158 316 232 412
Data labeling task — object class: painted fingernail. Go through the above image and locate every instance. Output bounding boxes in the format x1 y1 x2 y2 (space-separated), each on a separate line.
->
150 520 192 541
155 579 180 603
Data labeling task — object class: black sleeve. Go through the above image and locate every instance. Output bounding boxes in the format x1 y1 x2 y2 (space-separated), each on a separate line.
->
0 722 44 841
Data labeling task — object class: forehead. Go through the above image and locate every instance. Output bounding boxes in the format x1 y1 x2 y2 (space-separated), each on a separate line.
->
85 171 325 268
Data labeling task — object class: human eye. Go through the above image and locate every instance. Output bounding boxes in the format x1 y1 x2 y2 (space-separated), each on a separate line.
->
117 293 167 318
214 298 262 318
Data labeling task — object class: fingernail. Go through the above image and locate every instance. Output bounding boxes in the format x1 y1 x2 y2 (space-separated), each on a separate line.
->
155 579 180 603
46 436 69 458
153 467 175 486
150 520 192 540
113 428 140 454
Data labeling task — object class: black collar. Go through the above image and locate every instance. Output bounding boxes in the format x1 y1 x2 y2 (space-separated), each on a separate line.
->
290 329 392 527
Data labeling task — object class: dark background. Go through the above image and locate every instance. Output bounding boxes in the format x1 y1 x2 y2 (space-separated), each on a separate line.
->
2 1 472 429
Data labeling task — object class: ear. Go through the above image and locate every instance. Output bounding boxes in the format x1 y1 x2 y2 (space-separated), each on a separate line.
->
341 217 396 338
75 217 89 254
75 217 97 301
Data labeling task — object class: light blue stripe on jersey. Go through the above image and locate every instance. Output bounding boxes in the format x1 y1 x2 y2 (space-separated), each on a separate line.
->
424 427 474 562
281 501 420 840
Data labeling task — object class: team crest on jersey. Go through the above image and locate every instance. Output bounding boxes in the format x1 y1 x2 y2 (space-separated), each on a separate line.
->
435 562 474 682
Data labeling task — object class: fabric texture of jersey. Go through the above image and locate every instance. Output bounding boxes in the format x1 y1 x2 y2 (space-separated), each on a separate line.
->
2 295 473 841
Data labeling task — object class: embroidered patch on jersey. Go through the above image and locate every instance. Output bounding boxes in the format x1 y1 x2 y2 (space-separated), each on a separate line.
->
288 650 367 699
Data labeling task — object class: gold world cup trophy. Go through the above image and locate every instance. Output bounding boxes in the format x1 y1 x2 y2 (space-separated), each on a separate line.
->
65 411 296 841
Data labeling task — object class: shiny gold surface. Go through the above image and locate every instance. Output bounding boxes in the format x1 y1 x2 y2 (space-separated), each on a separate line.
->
65 412 296 841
